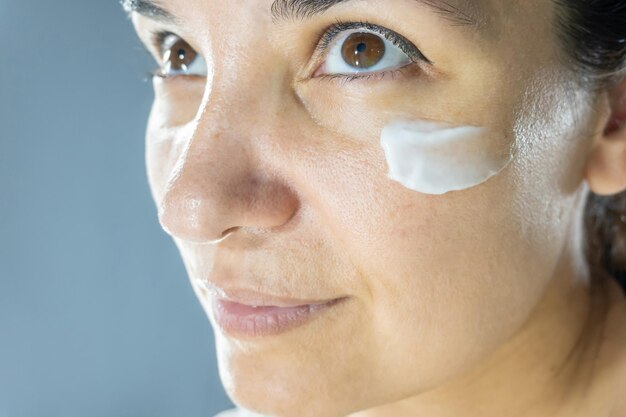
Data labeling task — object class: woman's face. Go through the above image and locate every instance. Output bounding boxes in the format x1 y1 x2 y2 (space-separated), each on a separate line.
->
131 0 603 415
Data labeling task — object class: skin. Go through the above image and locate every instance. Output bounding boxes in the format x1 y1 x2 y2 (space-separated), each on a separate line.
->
129 1 626 416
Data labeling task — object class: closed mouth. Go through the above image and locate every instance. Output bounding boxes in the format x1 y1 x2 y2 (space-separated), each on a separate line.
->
210 295 348 338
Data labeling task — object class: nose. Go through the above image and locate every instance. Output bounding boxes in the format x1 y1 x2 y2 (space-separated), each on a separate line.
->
157 101 300 244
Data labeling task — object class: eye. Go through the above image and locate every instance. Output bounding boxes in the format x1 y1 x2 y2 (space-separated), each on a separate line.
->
155 33 207 78
313 23 430 78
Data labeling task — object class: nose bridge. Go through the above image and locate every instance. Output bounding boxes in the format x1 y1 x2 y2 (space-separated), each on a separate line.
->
157 61 299 243
206 20 291 116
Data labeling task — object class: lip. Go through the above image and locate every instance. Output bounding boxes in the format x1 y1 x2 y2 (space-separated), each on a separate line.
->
199 280 340 307
209 292 348 338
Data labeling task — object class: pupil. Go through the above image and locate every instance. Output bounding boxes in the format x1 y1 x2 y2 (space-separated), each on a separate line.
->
167 39 197 72
356 42 367 53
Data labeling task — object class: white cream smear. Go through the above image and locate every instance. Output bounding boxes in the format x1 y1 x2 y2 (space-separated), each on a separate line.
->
380 119 513 195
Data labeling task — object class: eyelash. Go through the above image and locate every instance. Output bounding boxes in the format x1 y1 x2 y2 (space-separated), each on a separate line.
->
147 30 175 79
312 19 431 83
317 20 430 64
314 68 415 85
146 21 431 82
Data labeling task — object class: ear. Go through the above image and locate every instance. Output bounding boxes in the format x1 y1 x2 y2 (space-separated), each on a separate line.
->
585 77 626 196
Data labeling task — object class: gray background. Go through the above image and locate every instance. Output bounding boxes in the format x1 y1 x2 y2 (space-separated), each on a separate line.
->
0 1 234 416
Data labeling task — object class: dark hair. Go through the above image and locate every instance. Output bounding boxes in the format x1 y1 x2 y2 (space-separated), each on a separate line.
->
553 0 626 292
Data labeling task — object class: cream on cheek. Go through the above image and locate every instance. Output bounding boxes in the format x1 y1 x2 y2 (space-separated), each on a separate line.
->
380 119 513 195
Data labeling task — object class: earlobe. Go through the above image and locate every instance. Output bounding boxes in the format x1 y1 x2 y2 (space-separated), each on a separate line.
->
584 78 626 196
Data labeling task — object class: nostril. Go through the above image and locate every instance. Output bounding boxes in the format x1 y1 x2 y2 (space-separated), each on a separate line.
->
221 226 239 238
202 227 238 245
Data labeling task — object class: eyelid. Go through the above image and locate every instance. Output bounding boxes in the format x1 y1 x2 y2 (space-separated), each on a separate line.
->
314 65 419 85
316 20 433 66
150 30 176 57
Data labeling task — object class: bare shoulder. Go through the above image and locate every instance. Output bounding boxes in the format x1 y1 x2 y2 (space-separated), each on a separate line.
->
213 409 238 417
604 279 626 417
610 361 626 417
611 392 626 417
213 408 267 417
214 408 243 417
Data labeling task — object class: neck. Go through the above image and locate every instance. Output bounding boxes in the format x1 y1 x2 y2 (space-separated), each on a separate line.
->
351 201 626 417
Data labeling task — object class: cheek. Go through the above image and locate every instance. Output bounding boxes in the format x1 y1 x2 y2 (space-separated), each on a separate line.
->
144 80 207 204
144 119 192 206
151 78 205 127
383 203 542 391
322 141 561 390
352 98 587 395
144 83 204 201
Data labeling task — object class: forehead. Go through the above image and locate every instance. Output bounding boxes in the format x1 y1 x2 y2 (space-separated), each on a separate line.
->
125 0 552 34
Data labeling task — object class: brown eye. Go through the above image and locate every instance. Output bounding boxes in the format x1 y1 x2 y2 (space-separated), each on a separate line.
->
315 25 420 78
157 34 207 77
163 37 197 71
341 32 386 69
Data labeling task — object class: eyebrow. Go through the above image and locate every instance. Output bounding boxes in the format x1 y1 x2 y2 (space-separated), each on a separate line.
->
121 0 176 23
123 0 486 30
271 0 487 29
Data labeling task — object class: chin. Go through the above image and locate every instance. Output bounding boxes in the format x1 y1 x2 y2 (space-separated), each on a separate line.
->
221 371 341 417
215 341 373 417
209 296 380 417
